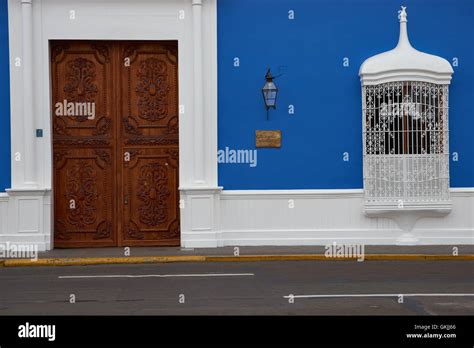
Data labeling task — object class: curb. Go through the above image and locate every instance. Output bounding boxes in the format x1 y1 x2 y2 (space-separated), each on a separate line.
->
1 254 473 267
1 256 206 267
206 254 474 262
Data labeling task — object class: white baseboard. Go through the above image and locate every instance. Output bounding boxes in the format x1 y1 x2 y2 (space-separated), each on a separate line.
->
216 229 473 246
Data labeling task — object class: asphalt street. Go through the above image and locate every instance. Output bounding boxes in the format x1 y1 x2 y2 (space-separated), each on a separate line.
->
0 260 473 315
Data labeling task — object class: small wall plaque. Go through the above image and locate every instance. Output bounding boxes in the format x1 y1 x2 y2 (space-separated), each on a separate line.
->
256 130 281 148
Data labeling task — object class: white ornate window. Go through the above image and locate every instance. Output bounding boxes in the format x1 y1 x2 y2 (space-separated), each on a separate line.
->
359 7 453 214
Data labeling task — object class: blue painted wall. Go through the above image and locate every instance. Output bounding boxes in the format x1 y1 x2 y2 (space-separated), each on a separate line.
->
217 0 474 189
0 0 10 192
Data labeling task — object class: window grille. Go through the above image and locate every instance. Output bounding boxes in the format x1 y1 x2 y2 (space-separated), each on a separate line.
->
363 81 450 204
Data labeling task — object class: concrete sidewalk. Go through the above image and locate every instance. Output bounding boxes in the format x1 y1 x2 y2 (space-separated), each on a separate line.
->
36 245 474 258
1 245 473 267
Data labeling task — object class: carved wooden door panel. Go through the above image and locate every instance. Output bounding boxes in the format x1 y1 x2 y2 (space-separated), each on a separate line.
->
119 42 180 246
52 40 179 248
52 41 116 247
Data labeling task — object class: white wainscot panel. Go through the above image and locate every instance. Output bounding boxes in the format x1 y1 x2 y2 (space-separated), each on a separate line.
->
218 189 474 246
0 194 8 235
0 190 50 251
191 196 212 231
18 198 40 233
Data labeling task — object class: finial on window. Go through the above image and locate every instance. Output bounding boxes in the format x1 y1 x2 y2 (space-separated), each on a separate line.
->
398 6 407 23
396 6 410 48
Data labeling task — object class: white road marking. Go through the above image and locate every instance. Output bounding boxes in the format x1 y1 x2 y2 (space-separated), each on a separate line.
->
284 293 474 299
59 273 255 279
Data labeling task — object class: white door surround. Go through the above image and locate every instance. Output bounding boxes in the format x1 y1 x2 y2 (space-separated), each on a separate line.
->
5 0 220 250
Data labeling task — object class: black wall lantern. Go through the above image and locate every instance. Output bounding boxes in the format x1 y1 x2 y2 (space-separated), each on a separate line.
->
262 69 278 120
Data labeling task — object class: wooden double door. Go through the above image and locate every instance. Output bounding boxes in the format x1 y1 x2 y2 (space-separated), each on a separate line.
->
51 41 180 247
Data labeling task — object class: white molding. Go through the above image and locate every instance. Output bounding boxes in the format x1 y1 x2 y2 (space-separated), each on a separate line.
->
221 188 473 196
360 71 452 86
19 0 37 188
180 186 223 193
450 187 474 195
221 189 363 200
5 188 49 196
192 0 205 183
